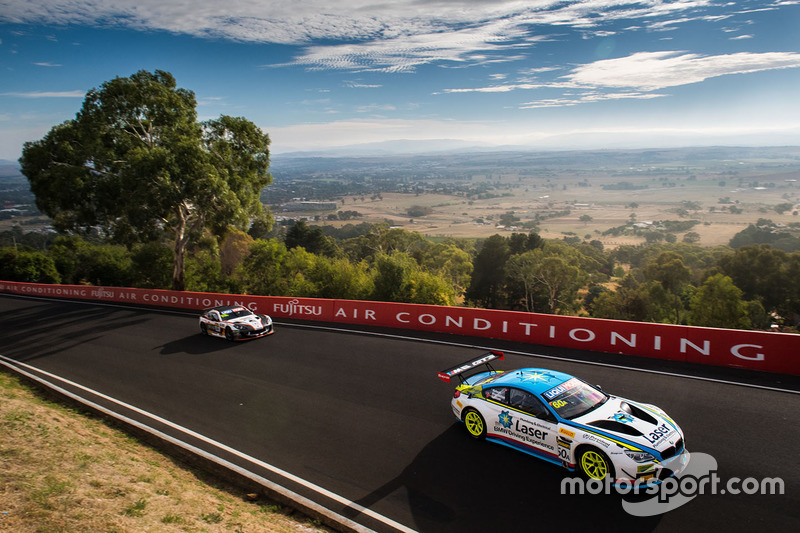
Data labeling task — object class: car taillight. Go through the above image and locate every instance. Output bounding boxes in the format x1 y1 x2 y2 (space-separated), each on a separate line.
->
453 389 461 398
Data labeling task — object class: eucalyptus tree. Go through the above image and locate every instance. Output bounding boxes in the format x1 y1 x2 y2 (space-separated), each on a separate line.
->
20 70 272 290
687 274 751 329
466 234 511 308
717 244 800 322
505 249 544 312
643 251 692 324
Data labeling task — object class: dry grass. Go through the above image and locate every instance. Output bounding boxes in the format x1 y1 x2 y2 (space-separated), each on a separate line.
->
0 371 328 533
325 176 799 247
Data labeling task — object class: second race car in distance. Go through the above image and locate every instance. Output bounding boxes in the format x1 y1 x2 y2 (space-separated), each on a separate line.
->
199 305 274 341
438 351 688 486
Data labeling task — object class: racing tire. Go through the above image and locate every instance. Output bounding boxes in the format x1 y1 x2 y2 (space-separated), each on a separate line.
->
577 447 615 481
224 327 235 342
200 323 208 335
462 409 487 440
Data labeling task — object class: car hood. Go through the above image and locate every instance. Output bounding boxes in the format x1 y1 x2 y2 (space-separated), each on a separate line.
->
228 315 266 328
571 396 682 453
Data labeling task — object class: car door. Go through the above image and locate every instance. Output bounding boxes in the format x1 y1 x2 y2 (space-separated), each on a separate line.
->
482 386 560 461
209 310 223 333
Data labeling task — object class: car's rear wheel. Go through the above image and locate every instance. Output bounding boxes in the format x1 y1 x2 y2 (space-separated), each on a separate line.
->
200 323 208 335
463 409 487 439
578 447 615 480
224 327 234 341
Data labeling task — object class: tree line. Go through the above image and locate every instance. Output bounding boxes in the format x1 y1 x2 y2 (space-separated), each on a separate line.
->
2 222 799 331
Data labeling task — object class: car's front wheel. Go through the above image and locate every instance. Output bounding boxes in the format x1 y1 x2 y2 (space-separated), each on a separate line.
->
577 447 615 481
463 408 487 439
224 327 235 341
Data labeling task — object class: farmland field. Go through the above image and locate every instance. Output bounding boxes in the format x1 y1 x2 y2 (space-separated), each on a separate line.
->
271 147 800 247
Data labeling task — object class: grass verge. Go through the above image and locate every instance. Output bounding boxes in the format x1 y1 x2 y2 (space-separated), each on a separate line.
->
0 370 329 533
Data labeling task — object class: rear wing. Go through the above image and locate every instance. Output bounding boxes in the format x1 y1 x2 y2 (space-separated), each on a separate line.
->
437 351 504 383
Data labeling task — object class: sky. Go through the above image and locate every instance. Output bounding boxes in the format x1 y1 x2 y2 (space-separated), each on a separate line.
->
1 0 799 160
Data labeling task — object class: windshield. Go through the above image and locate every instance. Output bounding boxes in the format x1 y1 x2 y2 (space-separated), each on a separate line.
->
542 378 608 419
219 307 253 320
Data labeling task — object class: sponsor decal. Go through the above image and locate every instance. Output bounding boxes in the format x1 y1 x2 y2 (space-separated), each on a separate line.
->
450 353 501 379
582 433 611 449
643 423 674 445
517 371 558 383
515 420 549 441
543 377 580 400
494 410 551 448
272 299 323 317
530 420 552 430
559 427 576 438
611 411 635 424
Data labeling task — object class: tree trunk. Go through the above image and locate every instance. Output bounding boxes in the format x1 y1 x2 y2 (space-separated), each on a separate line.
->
172 225 186 291
171 204 190 291
172 243 185 291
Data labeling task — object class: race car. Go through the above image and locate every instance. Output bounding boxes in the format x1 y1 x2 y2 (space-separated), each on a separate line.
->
198 305 274 341
438 351 688 485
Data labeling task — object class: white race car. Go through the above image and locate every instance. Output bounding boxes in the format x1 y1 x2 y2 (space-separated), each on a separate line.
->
199 305 274 341
439 351 689 485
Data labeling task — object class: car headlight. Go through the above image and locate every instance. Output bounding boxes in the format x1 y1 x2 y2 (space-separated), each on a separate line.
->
233 324 249 330
624 450 655 462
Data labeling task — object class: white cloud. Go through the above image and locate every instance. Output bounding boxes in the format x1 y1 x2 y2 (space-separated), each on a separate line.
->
439 82 551 94
564 51 800 91
356 103 396 113
344 81 382 88
280 18 536 73
2 0 723 72
520 91 666 108
438 50 800 107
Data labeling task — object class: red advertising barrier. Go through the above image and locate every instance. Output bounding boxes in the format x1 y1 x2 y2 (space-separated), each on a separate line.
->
2 281 798 375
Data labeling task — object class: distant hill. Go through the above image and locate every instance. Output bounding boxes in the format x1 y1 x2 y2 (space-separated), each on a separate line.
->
0 161 24 184
275 138 484 157
271 145 800 176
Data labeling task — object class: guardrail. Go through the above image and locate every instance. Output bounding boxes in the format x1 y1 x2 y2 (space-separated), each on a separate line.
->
2 280 798 375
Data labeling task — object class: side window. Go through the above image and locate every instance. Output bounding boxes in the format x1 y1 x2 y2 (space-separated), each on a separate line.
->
210 311 220 321
483 387 509 404
509 388 551 419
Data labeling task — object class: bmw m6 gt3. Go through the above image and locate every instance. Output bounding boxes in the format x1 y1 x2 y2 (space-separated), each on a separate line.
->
438 351 688 485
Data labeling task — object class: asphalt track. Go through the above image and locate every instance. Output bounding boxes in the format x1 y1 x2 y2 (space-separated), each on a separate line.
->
1 294 799 532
